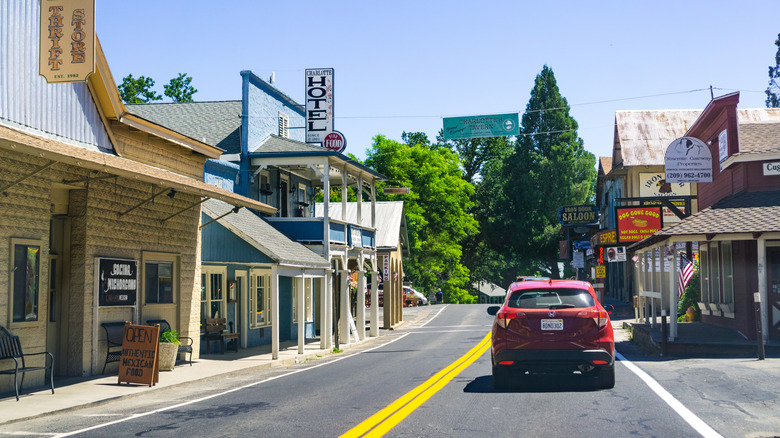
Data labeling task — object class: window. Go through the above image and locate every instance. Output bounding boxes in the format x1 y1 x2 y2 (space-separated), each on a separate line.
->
721 242 733 305
145 261 174 304
259 172 271 204
278 112 289 138
201 267 226 323
250 270 272 328
700 245 710 303
711 244 721 304
293 278 314 323
11 240 41 323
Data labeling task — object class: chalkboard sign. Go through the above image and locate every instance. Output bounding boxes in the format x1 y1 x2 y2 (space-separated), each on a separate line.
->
118 323 159 387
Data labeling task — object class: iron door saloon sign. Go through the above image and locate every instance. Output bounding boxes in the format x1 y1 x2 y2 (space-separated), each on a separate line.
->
98 258 138 306
558 205 598 226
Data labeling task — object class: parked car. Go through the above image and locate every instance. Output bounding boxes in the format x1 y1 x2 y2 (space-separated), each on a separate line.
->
487 279 615 390
366 283 384 307
404 286 428 306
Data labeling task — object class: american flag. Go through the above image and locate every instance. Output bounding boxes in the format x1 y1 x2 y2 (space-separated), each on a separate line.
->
678 257 695 298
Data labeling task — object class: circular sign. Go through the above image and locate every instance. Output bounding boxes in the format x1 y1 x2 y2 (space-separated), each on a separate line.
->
323 131 347 153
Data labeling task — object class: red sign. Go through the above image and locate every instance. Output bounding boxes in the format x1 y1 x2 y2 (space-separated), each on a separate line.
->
323 131 346 153
616 206 663 242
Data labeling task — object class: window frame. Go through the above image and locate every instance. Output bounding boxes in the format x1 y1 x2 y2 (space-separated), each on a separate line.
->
9 238 43 326
142 252 178 306
201 265 227 324
278 112 289 138
249 268 272 328
700 244 710 303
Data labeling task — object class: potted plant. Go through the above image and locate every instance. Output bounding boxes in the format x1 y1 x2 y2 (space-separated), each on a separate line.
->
158 329 181 371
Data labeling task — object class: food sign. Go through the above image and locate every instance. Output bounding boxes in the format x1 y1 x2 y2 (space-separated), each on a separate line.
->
117 323 159 387
616 206 663 242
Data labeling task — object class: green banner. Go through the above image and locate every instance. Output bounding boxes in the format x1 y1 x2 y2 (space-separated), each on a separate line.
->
442 113 519 140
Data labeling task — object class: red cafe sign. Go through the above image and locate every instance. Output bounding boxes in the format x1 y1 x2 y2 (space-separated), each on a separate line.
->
616 206 663 242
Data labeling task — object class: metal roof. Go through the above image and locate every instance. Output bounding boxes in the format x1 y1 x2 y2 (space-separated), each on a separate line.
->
203 199 329 268
613 109 780 168
315 201 409 255
473 281 506 297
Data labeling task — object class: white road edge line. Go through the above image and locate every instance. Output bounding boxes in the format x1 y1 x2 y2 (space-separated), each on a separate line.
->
417 304 448 328
616 352 723 438
50 333 411 438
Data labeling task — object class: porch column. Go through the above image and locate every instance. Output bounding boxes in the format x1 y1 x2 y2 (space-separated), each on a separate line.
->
370 269 379 337
271 265 279 360
758 237 768 342
297 276 305 355
357 269 366 341
320 274 328 350
669 247 678 341
325 269 333 349
383 261 392 329
340 269 351 344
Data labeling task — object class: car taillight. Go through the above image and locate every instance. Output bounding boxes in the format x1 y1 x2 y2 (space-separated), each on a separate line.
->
576 309 609 329
496 310 526 328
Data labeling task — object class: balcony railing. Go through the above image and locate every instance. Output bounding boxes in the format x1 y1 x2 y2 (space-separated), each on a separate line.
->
265 216 375 249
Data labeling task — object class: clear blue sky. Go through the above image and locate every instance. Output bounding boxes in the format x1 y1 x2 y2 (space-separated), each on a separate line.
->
96 1 779 163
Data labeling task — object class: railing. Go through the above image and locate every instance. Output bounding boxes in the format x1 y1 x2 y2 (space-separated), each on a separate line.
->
265 216 375 249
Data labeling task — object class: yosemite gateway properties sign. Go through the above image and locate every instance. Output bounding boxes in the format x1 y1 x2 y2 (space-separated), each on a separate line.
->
305 68 334 144
558 205 598 226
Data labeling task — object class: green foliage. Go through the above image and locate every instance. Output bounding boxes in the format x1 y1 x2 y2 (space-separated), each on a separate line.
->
160 329 181 346
365 134 478 304
678 261 701 320
474 65 596 284
118 74 162 104
118 73 198 104
767 33 780 108
164 73 198 103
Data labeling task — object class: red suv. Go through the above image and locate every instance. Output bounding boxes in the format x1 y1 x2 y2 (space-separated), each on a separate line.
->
488 279 615 389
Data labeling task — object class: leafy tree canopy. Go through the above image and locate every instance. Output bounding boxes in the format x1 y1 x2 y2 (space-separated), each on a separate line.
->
366 135 479 303
118 74 162 104
164 73 198 103
118 73 197 103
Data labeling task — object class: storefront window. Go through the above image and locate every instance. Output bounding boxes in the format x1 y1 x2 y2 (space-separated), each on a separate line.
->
12 242 40 322
200 268 226 324
250 270 271 328
711 245 721 303
722 242 733 305
145 261 173 304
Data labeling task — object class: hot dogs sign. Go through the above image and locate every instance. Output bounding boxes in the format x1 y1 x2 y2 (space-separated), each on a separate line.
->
615 206 663 242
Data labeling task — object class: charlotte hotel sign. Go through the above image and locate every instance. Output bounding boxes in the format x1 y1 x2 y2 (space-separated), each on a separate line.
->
305 68 334 144
39 0 95 83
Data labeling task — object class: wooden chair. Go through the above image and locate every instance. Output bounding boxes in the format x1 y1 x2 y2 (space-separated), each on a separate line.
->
0 325 54 401
146 319 194 366
202 318 239 354
101 322 126 374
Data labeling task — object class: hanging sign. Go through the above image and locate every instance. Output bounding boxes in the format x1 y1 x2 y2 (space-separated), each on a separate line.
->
616 206 663 242
664 137 713 183
39 0 95 83
305 68 334 144
638 172 689 223
442 113 519 140
606 246 627 262
117 323 159 387
323 130 346 153
558 205 598 225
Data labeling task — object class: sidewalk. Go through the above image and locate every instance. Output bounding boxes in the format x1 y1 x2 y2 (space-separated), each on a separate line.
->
0 334 379 426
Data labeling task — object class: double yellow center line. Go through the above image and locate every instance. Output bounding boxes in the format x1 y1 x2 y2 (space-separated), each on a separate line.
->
340 332 492 438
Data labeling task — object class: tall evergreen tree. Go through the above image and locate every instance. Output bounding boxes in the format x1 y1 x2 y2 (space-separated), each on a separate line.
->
481 65 595 282
767 33 780 108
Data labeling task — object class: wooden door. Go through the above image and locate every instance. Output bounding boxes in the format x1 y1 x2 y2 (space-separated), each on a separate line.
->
768 247 780 340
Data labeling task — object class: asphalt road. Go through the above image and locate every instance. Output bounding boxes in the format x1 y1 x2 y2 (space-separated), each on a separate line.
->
2 304 778 437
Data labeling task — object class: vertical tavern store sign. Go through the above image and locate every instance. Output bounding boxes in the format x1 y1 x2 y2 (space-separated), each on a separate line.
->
39 0 95 83
305 68 334 144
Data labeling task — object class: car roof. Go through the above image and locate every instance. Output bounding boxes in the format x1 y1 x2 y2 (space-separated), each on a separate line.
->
508 279 594 293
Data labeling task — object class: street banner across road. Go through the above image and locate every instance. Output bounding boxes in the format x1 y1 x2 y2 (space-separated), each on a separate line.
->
442 113 519 140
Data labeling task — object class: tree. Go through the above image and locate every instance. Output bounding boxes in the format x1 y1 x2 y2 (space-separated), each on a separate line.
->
479 65 595 283
435 133 511 184
767 33 780 108
118 74 162 104
164 73 198 103
366 134 479 304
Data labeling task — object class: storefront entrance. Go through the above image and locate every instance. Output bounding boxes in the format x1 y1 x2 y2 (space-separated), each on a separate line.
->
768 247 780 340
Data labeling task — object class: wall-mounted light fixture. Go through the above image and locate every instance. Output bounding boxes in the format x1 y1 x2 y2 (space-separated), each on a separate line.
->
167 189 177 199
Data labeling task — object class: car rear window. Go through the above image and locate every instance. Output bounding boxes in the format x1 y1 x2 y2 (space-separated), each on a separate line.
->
507 288 595 309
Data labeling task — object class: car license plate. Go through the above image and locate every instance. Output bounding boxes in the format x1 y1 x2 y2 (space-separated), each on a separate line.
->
541 319 563 330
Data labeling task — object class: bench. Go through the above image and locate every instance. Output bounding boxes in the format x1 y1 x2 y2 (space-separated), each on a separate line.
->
146 319 193 366
101 322 126 374
0 325 54 401
202 318 239 354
